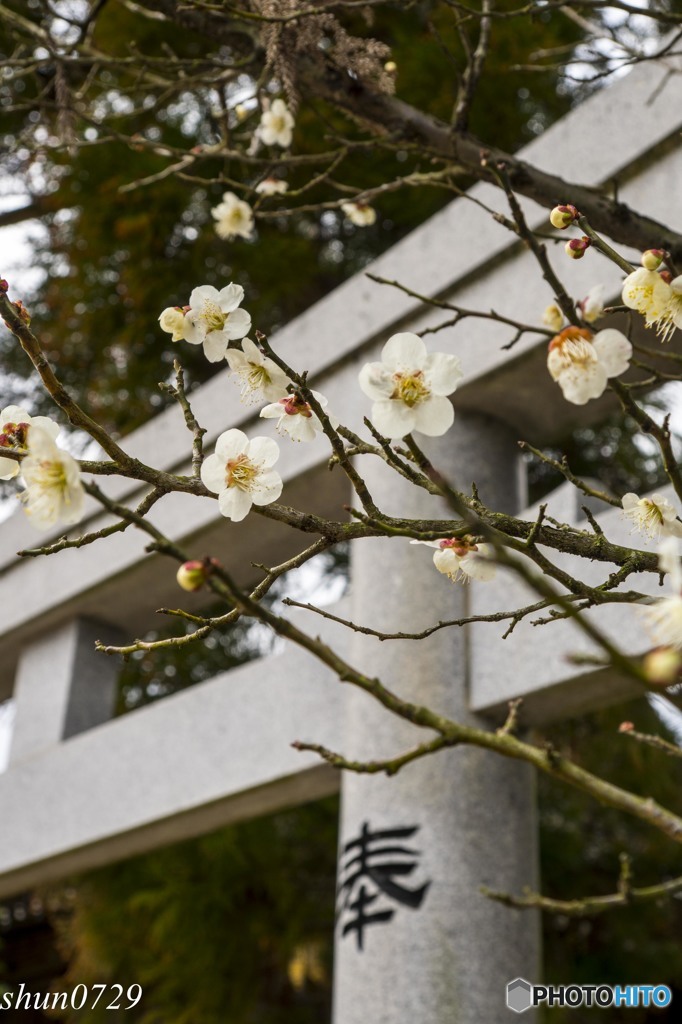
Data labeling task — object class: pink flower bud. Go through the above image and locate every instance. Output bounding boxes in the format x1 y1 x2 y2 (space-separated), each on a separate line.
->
565 237 591 260
641 249 666 271
618 721 634 733
0 279 8 293
176 559 214 592
550 205 579 229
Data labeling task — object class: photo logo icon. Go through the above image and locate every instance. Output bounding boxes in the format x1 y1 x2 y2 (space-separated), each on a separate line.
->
507 978 533 1013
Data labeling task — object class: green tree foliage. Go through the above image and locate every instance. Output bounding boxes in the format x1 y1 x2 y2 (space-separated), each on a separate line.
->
0 0 585 433
540 698 682 1021
48 799 338 1024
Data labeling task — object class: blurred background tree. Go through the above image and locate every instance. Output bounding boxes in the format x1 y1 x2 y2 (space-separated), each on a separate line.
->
1 0 590 432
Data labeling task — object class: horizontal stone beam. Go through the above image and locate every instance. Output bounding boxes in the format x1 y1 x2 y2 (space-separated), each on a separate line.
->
0 637 346 898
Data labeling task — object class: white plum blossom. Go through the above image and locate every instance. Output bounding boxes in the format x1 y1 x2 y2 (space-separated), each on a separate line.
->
412 538 496 583
211 192 254 241
200 428 282 522
158 306 188 343
184 283 252 362
547 325 631 405
256 177 288 196
359 332 463 439
578 284 605 323
341 202 377 227
645 537 682 650
225 338 290 404
260 390 334 442
20 426 84 529
0 405 59 480
621 492 682 540
621 267 672 330
258 99 294 148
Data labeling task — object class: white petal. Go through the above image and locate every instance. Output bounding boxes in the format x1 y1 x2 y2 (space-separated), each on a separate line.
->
189 285 219 308
215 428 249 463
286 416 318 442
460 550 496 581
547 347 565 382
251 470 283 505
371 400 416 439
412 396 454 436
646 595 682 649
225 307 252 340
225 349 248 372
182 324 204 346
240 337 262 363
246 435 280 467
424 352 464 395
60 483 85 524
219 487 253 522
25 425 60 461
409 539 441 549
358 362 394 401
593 329 631 378
259 403 282 421
262 371 290 401
0 405 31 423
0 456 19 480
663 518 682 539
203 331 229 362
621 492 639 511
433 549 460 576
29 416 60 440
200 453 227 493
381 332 427 372
218 282 245 313
557 363 607 405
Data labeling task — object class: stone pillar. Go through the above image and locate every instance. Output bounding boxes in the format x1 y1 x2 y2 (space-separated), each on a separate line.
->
9 618 122 764
332 413 540 1023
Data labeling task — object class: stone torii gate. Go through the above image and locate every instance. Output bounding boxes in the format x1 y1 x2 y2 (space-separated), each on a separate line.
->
1 52 681 1022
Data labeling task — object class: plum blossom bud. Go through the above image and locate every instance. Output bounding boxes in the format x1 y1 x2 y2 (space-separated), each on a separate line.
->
542 303 563 332
641 249 666 271
550 204 579 229
159 306 188 343
565 236 591 260
176 558 215 592
0 279 8 293
384 60 398 75
643 646 682 687
234 104 248 122
618 721 634 733
578 284 605 324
